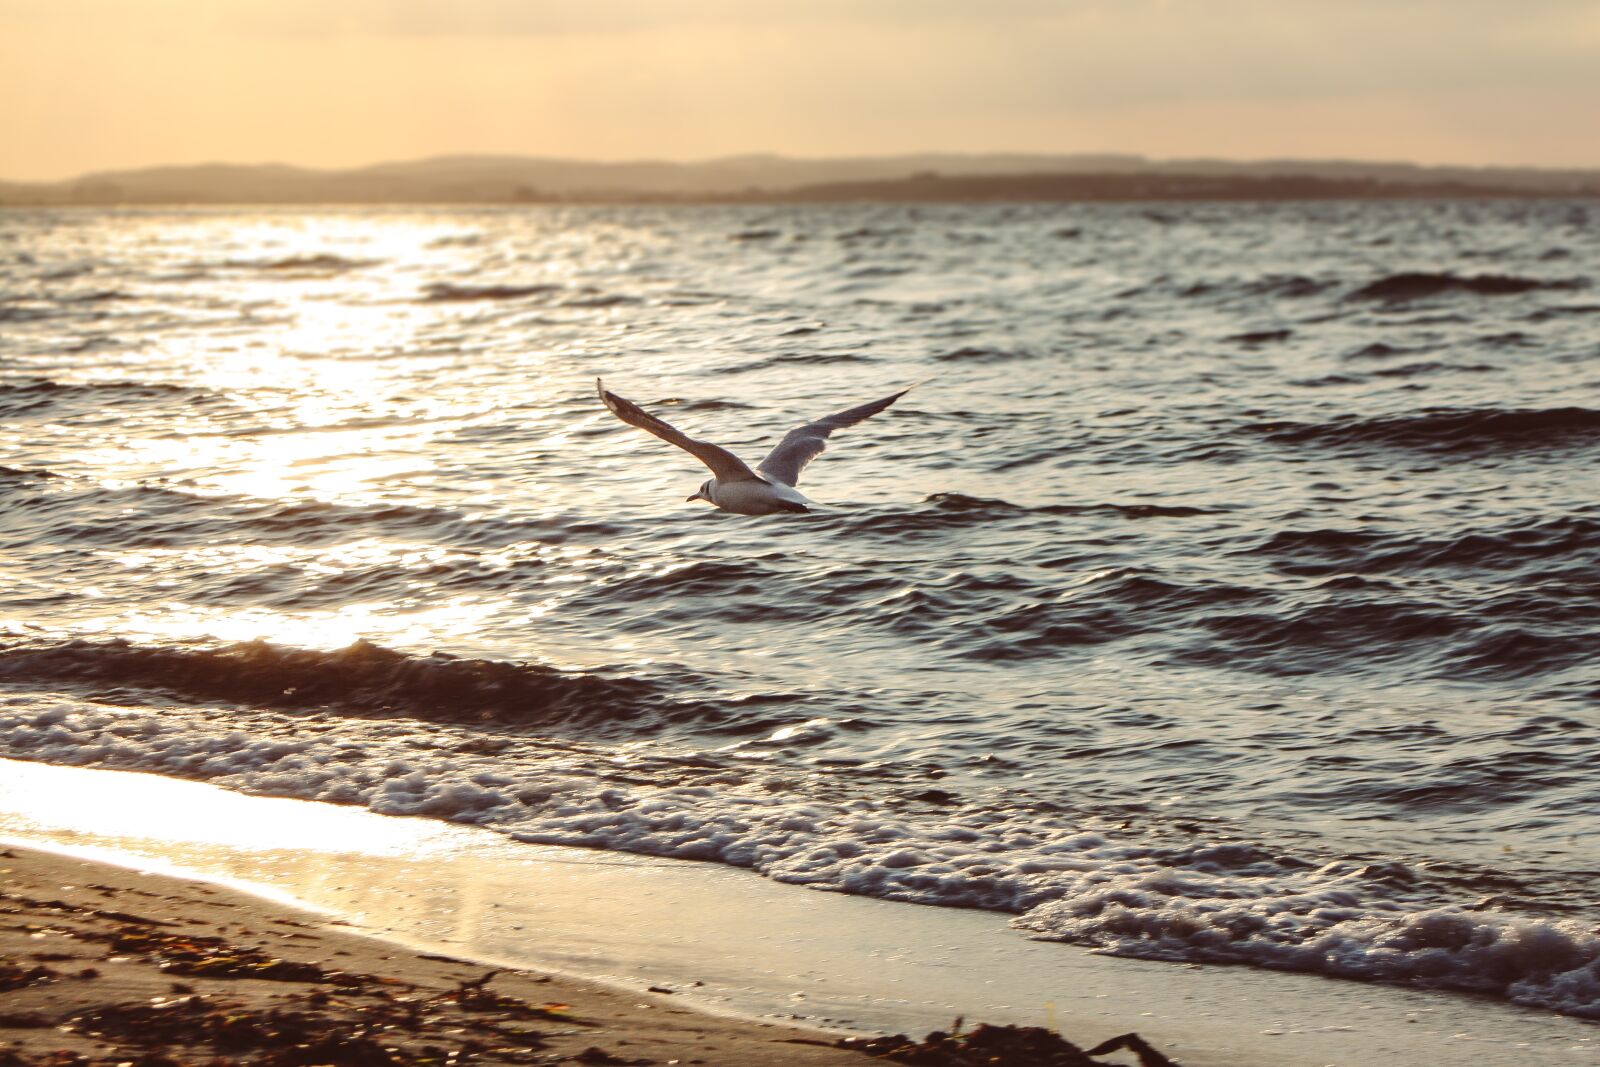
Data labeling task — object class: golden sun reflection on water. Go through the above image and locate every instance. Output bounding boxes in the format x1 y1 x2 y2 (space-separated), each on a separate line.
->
86 597 501 655
83 421 446 503
0 759 471 858
6 211 664 668
60 535 617 664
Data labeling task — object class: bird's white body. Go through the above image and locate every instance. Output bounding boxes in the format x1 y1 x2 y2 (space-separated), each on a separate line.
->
698 476 814 515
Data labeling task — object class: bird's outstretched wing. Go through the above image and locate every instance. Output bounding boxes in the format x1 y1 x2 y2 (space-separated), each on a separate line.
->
757 385 914 487
596 379 760 482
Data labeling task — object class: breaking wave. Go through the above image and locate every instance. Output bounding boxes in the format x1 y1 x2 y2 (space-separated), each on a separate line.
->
1252 407 1600 453
1347 272 1586 302
420 282 563 302
0 638 735 732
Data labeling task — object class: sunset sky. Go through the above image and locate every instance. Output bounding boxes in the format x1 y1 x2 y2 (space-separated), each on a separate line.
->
3 0 1598 181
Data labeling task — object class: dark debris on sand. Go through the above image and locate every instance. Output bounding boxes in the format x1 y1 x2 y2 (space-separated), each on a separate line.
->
836 1023 1179 1067
6 969 590 1067
1 879 598 1067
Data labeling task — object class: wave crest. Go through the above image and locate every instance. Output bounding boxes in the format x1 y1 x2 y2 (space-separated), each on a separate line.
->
1348 272 1585 302
1253 407 1600 453
0 638 715 731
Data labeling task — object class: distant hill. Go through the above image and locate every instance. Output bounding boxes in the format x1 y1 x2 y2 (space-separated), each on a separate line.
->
3 153 1597 205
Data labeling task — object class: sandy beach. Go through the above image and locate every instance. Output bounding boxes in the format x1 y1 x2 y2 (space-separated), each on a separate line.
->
2 843 915 1067
0 841 1187 1067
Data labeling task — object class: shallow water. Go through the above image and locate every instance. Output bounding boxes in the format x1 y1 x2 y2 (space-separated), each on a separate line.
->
2 201 1598 1017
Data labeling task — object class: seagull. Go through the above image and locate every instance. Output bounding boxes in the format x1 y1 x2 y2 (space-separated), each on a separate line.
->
596 379 913 514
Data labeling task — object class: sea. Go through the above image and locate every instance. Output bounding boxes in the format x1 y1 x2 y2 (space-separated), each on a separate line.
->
1 200 1597 1020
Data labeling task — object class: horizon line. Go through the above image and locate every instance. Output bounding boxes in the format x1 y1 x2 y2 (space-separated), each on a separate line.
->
7 149 1600 188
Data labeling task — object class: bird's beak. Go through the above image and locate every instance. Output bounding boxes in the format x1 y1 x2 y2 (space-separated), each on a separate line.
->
686 492 705 503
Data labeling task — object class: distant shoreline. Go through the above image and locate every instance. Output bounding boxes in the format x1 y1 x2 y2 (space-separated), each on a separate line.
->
4 179 1598 208
4 152 1597 206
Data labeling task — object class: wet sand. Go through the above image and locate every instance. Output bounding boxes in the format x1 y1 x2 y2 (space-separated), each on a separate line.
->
1 843 875 1066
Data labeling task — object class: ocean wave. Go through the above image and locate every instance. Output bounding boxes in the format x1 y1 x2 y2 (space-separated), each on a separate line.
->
827 496 1021 537
60 288 133 303
651 397 756 413
1251 406 1600 453
957 573 1266 662
1369 360 1496 379
846 265 911 279
0 638 720 732
560 292 641 308
562 560 830 628
1287 744 1590 816
933 346 1033 363
1451 628 1599 679
923 493 1216 520
1184 601 1473 675
0 464 59 483
159 255 373 280
1525 302 1600 322
0 472 634 553
1256 516 1600 575
0 377 200 418
1347 271 1586 302
420 282 563 302
1343 341 1421 360
716 352 875 374
1014 866 1600 1019
258 254 376 273
1242 274 1330 298
837 226 910 241
1121 274 1332 303
0 480 458 550
823 494 1218 542
1295 361 1498 389
1183 583 1597 680
578 560 777 600
1225 328 1294 344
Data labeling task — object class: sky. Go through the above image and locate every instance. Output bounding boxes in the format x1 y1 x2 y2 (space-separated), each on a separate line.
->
3 0 1599 181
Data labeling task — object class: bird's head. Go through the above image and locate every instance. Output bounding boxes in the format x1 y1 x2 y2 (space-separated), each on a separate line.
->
686 479 713 504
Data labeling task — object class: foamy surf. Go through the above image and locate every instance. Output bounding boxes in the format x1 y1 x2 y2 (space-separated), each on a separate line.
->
4 683 1598 1021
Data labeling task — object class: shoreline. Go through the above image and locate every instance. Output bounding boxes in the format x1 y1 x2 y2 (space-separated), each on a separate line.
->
3 758 1597 1067
0 842 1185 1067
0 760 1203 1067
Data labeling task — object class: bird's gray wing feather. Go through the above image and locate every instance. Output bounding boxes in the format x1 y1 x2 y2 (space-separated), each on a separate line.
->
597 380 759 482
757 386 913 487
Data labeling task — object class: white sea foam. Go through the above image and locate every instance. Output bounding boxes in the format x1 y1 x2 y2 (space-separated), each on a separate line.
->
3 693 1598 1020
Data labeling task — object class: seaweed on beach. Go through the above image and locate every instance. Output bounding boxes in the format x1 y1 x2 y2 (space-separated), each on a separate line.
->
837 1023 1178 1067
68 996 400 1063
96 926 373 985
571 1049 655 1066
0 961 59 993
1 883 599 1067
0 1052 182 1067
430 970 592 1025
59 987 559 1066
